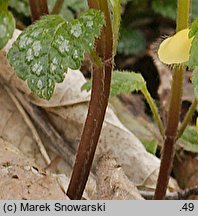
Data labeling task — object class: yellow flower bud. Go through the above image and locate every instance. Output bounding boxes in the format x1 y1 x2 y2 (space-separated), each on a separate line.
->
158 29 194 65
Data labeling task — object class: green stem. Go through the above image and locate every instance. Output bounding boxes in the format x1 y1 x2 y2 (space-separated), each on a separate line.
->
0 0 9 10
110 0 121 56
67 0 113 200
141 86 164 137
177 99 198 140
154 0 191 200
51 0 64 15
176 0 191 32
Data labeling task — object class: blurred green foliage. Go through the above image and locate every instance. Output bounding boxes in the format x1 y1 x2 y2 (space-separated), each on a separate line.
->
180 126 198 153
48 0 87 20
9 0 87 19
8 0 198 57
141 139 158 155
118 29 146 55
152 0 177 20
192 0 198 19
9 0 30 17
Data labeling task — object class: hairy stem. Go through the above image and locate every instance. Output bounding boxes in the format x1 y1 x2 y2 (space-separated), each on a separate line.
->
141 86 164 137
51 0 64 15
154 66 184 200
177 98 198 140
67 0 113 200
154 0 191 200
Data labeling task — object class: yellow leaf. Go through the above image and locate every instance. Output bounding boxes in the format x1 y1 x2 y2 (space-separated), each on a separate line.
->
196 117 198 134
158 29 194 65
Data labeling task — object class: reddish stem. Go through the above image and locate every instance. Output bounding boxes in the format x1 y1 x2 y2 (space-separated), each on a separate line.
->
29 0 48 22
29 0 40 22
154 67 184 199
67 0 113 200
38 0 49 16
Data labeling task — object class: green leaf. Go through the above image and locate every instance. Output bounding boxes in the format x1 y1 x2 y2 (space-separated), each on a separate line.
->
111 71 146 96
189 19 198 69
82 71 146 97
141 139 157 155
7 9 104 100
118 29 146 56
48 0 88 20
192 67 198 99
152 0 177 20
180 126 198 153
9 0 30 17
0 0 9 10
192 0 198 20
0 3 15 49
189 19 198 38
189 20 198 99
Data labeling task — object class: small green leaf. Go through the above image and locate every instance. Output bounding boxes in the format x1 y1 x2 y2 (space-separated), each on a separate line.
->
180 126 198 153
7 9 104 100
189 19 198 69
0 2 15 49
82 79 92 92
9 0 30 17
189 20 198 98
152 0 177 20
192 0 198 20
48 0 88 20
82 71 146 97
189 19 198 38
111 71 146 96
192 67 198 99
141 139 157 155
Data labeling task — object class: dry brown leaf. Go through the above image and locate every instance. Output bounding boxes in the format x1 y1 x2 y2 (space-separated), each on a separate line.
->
0 82 47 168
174 151 198 189
96 154 144 200
47 104 161 187
0 138 69 200
1 29 179 192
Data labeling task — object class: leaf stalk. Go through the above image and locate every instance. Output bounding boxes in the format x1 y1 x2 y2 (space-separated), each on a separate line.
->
67 0 113 200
